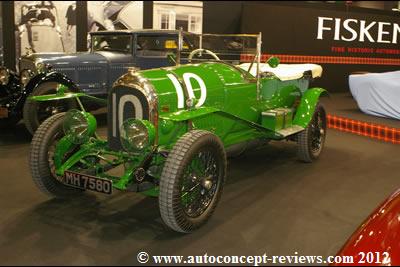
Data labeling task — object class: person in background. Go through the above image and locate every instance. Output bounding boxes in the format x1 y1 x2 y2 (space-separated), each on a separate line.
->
66 3 76 36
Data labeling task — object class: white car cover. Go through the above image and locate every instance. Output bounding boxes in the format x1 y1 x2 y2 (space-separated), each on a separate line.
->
238 63 323 81
349 71 400 120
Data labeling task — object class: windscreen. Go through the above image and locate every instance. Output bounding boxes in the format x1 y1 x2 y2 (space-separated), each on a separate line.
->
136 34 198 57
91 34 132 53
179 33 260 66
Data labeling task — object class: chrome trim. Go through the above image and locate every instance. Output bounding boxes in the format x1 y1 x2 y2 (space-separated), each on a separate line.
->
256 32 262 101
20 69 34 86
113 72 159 145
19 55 38 73
177 28 182 65
0 67 10 86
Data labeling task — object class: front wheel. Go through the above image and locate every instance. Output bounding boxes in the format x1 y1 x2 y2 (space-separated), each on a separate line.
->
23 82 77 135
29 112 84 198
159 130 227 233
297 104 327 162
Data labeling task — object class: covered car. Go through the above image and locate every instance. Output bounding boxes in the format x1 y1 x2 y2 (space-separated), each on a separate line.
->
349 70 400 120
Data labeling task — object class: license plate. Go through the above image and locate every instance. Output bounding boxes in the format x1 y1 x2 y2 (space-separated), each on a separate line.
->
0 107 8 118
63 171 112 194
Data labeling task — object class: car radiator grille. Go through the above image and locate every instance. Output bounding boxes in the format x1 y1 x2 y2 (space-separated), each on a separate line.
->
108 85 150 151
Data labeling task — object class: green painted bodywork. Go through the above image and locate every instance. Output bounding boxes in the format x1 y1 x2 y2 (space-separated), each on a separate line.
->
29 87 107 105
34 60 327 196
30 92 86 101
293 87 328 128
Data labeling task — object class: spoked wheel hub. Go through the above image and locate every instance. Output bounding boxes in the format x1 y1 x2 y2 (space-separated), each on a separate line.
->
47 131 63 181
38 99 70 123
310 108 326 154
297 104 327 163
159 130 227 233
29 112 83 198
181 151 220 218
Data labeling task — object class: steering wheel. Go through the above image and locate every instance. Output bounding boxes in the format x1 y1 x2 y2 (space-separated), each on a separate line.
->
188 49 220 63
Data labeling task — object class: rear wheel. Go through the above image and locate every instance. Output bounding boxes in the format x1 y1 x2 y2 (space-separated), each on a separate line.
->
23 82 77 135
30 112 84 198
297 104 327 162
159 130 227 233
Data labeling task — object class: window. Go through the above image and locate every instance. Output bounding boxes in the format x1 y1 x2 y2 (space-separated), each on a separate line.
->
153 1 203 33
91 34 132 53
136 35 193 53
176 14 188 31
160 13 169 30
159 11 175 30
189 15 201 33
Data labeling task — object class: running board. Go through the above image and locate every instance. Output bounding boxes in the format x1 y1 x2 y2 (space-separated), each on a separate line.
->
276 125 304 137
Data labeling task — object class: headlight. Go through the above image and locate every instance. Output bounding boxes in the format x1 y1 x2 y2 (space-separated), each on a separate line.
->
120 119 155 153
20 69 33 86
63 110 97 144
0 67 10 85
36 62 48 73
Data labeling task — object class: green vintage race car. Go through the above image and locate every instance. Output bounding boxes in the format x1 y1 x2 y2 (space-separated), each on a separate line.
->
29 34 327 233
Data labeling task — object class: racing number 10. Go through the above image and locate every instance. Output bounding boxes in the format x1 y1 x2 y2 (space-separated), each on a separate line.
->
167 73 207 109
111 72 207 138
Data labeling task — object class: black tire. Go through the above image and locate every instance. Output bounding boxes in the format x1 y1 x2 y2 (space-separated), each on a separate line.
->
297 104 327 163
159 130 227 233
23 82 77 135
30 112 84 198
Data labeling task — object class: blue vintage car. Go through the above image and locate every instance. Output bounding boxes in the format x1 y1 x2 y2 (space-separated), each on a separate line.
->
0 29 195 134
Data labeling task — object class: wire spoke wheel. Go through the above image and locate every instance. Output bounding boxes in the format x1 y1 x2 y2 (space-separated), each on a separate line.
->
30 113 84 198
181 151 219 218
159 130 227 233
23 82 77 135
310 109 325 154
297 104 327 162
47 130 63 182
47 131 81 182
37 97 71 123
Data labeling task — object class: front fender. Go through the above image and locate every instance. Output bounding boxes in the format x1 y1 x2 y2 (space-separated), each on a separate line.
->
23 71 80 96
293 87 328 128
15 71 81 110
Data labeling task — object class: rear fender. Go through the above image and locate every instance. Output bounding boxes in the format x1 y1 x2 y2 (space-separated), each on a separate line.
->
293 87 328 128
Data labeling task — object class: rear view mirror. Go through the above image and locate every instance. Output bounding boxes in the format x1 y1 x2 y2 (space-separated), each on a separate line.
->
267 56 280 68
